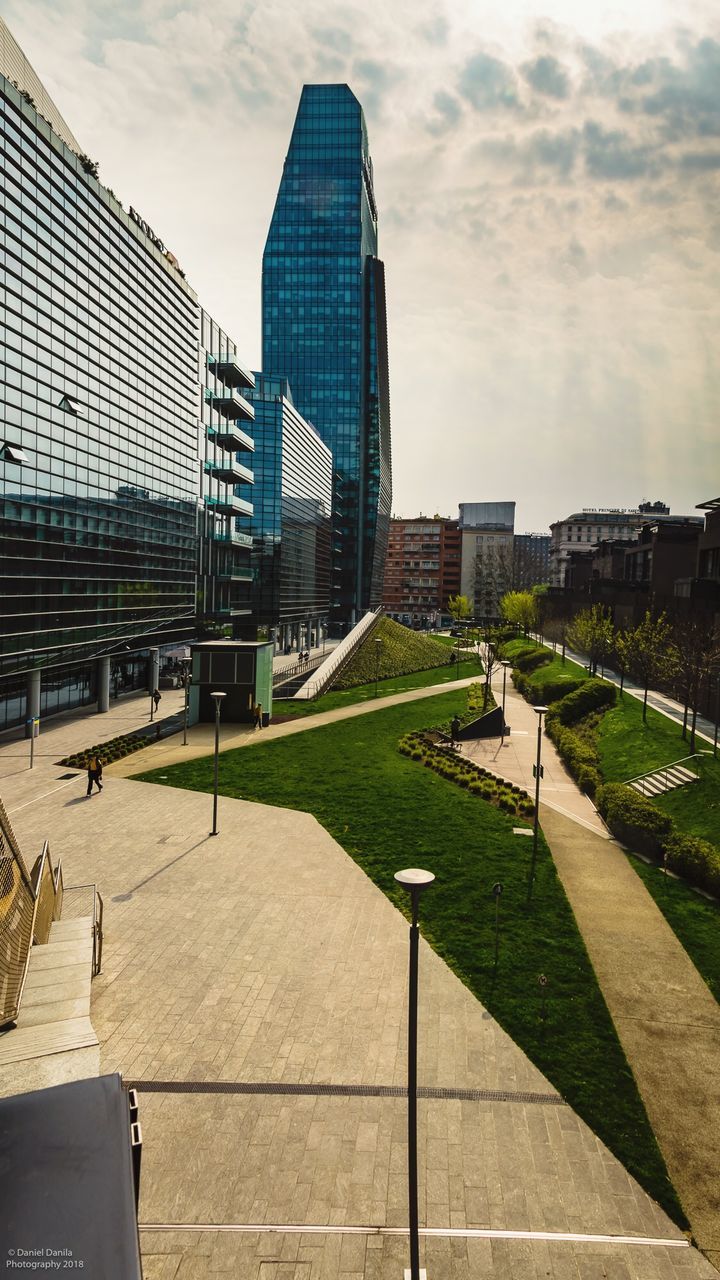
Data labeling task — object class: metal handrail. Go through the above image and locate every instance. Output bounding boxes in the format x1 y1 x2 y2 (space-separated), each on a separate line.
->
272 654 325 687
66 882 103 976
625 752 709 796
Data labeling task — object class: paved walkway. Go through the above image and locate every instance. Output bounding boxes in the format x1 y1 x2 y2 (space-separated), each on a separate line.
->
458 674 720 1265
0 686 714 1277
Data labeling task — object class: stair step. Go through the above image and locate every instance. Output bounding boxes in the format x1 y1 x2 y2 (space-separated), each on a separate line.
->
0 1017 97 1067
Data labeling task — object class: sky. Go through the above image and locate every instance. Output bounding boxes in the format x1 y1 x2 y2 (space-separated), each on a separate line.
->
3 0 719 533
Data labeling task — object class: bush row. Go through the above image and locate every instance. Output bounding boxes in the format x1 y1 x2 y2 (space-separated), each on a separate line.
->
512 669 586 705
596 783 720 897
542 680 618 800
398 731 534 818
60 733 145 769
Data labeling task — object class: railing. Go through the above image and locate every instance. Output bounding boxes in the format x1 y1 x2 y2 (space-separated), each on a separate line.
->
294 608 382 701
63 883 104 976
272 654 326 688
0 796 36 1027
30 840 64 945
625 752 710 796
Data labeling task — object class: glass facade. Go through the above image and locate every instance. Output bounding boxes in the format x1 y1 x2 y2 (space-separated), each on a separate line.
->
245 375 332 651
198 310 255 630
0 72 256 728
262 83 391 625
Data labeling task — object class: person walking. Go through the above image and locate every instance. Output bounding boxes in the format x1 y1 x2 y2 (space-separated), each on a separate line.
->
450 714 461 748
152 689 161 713
86 754 103 796
253 702 263 730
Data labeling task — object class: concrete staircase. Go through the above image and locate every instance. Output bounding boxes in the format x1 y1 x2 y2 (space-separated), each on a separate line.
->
627 763 699 798
0 916 99 1097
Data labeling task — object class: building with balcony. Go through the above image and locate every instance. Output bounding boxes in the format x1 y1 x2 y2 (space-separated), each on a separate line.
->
0 26 256 731
244 375 332 653
262 84 392 627
198 311 254 631
459 502 515 619
548 501 681 587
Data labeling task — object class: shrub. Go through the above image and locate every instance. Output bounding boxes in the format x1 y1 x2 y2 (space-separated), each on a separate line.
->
665 833 720 897
515 648 552 674
596 783 673 860
552 678 616 725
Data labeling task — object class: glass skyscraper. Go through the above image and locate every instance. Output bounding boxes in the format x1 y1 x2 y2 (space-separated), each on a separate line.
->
262 84 392 626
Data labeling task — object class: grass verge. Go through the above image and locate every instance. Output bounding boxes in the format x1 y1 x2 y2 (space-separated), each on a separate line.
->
135 687 684 1224
627 854 720 1002
597 695 720 847
274 655 484 718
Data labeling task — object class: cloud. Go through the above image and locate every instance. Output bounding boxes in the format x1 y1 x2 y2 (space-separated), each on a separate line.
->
680 151 720 171
521 54 570 99
459 51 520 112
427 89 461 135
311 26 355 55
582 120 661 180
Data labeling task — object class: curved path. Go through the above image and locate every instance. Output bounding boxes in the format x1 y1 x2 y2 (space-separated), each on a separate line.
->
1 677 717 1273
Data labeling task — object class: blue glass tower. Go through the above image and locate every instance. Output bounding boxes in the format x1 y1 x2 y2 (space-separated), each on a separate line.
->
262 84 392 625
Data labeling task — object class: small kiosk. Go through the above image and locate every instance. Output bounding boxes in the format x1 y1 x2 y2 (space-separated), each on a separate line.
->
188 640 274 726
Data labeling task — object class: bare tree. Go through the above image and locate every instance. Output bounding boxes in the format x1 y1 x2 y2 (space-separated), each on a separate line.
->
567 605 614 677
622 611 675 724
671 616 720 752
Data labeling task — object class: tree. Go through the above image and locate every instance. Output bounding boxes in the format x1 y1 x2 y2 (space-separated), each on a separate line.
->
501 590 538 635
670 616 720 752
622 611 674 724
567 606 614 677
481 625 504 711
447 594 471 622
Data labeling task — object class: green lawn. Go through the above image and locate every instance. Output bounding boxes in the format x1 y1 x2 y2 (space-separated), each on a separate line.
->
274 654 484 719
597 695 720 846
500 638 588 695
136 687 683 1224
628 854 720 1002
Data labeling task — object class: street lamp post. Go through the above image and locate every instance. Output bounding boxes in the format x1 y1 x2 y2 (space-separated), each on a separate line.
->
182 658 192 746
527 706 549 902
500 660 510 743
374 636 383 698
394 868 435 1280
455 626 462 679
210 691 227 836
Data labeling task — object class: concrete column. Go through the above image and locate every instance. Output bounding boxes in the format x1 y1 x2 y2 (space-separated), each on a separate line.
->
26 669 41 736
97 656 110 713
148 647 160 693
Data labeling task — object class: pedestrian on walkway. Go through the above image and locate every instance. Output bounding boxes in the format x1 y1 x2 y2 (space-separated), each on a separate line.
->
152 689 161 713
253 702 263 730
86 754 103 796
450 714 461 747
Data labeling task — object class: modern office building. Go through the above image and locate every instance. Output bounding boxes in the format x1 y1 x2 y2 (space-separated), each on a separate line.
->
245 375 332 653
0 32 255 731
262 83 392 627
459 502 516 619
513 533 551 590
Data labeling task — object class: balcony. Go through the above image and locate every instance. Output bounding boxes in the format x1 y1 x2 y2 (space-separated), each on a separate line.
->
205 386 254 422
215 567 253 582
211 425 254 453
211 529 253 547
205 460 254 485
206 494 253 517
208 353 255 391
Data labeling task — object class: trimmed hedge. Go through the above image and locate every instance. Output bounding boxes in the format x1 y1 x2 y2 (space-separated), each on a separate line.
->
60 732 145 769
514 647 551 674
513 670 586 705
596 783 674 860
551 678 617 725
399 730 534 818
546 720 602 798
664 833 720 898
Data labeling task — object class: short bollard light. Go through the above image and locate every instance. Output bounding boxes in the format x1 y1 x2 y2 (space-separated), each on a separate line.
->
394 867 435 1280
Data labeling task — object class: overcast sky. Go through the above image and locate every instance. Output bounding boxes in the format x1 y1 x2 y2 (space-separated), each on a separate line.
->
4 0 719 532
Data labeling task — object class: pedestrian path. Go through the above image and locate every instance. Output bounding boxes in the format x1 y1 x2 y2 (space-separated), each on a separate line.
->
465 672 719 1263
4 767 712 1279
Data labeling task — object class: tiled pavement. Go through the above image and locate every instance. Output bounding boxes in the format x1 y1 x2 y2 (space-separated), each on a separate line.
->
0 687 717 1277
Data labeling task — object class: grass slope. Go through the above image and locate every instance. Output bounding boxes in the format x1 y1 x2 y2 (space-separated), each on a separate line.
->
275 655 483 719
136 688 683 1224
597 695 720 846
333 617 453 689
501 639 588 696
628 854 720 1002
